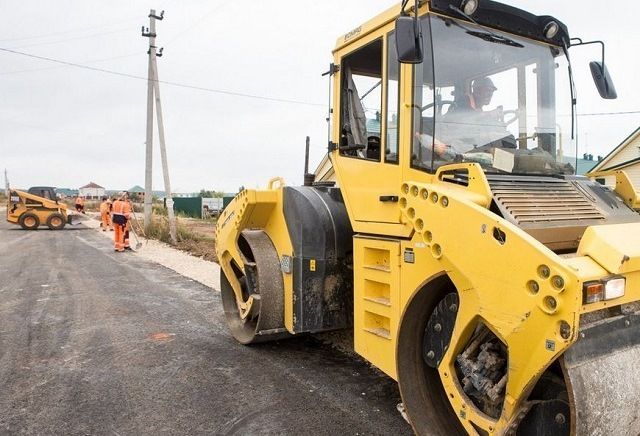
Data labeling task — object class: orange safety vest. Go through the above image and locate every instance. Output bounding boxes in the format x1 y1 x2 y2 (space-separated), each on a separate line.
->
99 201 110 214
75 197 85 205
112 200 131 217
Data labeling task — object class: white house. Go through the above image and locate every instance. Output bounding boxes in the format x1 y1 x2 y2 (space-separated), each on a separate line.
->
78 182 105 199
588 127 640 188
314 153 336 183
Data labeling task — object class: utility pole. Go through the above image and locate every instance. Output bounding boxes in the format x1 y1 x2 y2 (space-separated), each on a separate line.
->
4 169 9 196
142 9 177 244
142 11 158 234
152 56 177 244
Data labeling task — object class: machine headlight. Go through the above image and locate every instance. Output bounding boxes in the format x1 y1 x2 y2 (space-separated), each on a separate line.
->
583 276 625 304
603 276 626 300
461 0 478 16
543 21 559 39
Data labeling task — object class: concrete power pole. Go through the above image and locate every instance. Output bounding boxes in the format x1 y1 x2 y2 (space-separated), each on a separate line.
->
142 9 177 245
151 54 177 244
142 11 158 233
4 169 9 197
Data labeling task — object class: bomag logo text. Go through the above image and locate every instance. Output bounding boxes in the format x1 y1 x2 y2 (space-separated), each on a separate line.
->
344 26 362 42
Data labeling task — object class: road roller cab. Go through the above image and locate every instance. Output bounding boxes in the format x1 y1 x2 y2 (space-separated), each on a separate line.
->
7 187 70 230
216 1 640 434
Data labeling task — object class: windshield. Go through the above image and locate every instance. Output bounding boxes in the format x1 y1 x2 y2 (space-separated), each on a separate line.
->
412 16 573 175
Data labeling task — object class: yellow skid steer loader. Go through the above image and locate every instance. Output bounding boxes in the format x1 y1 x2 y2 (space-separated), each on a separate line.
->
7 187 71 230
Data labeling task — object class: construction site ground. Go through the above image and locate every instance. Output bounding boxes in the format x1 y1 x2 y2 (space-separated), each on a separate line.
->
0 214 410 435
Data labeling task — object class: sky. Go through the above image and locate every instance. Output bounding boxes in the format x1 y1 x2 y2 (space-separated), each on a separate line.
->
1 0 639 193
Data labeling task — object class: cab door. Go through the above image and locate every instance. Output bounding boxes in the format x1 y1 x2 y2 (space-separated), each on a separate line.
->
333 31 406 228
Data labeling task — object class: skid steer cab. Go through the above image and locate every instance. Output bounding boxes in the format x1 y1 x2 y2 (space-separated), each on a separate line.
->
216 0 640 435
7 187 71 230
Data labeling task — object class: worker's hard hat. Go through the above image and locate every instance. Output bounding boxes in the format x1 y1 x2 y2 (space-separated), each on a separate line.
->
472 77 497 92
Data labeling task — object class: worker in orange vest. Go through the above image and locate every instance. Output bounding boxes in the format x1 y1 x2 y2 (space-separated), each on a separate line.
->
112 192 132 252
75 195 85 214
99 196 112 231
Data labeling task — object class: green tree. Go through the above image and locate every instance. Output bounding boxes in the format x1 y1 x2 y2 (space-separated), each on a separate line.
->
199 189 224 198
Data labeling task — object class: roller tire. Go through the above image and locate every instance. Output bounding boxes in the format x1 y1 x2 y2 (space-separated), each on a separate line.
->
46 213 66 230
19 213 40 230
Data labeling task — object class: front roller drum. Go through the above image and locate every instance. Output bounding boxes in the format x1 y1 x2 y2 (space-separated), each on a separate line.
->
562 309 640 435
220 229 289 344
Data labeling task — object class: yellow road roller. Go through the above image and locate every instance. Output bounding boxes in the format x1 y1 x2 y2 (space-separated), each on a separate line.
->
7 187 70 230
216 1 640 434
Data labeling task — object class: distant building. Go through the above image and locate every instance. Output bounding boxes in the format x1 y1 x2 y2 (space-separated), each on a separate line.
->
78 182 105 199
563 155 599 176
56 188 78 198
314 153 336 183
588 127 640 188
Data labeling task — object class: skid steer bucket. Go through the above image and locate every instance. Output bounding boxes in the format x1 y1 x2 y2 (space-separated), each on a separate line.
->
563 309 640 435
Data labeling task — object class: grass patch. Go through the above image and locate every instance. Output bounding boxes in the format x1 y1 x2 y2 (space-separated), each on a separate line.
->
142 213 217 262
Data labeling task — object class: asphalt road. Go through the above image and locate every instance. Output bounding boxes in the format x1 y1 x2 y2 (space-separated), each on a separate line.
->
0 219 411 435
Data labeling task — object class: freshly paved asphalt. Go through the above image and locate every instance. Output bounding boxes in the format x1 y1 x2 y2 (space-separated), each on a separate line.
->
0 219 411 435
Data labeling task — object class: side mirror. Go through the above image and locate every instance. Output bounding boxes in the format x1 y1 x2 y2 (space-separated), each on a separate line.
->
589 61 617 99
395 15 423 64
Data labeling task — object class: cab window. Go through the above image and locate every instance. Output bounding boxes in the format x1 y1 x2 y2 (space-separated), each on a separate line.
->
340 39 383 161
386 32 400 164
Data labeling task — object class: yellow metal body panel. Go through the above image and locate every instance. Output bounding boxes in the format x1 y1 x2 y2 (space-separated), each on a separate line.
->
578 223 640 274
6 189 68 227
589 169 640 210
392 173 640 433
353 236 401 378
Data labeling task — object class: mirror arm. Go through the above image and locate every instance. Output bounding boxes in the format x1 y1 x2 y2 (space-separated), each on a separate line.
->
400 0 409 15
569 38 606 72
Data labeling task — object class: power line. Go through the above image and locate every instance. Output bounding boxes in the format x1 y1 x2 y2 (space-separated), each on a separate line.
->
163 0 228 46
7 27 132 50
2 45 638 116
0 52 143 75
0 17 139 43
577 110 640 116
0 46 326 108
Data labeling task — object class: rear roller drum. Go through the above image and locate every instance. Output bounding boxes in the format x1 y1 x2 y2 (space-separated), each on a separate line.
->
220 230 289 344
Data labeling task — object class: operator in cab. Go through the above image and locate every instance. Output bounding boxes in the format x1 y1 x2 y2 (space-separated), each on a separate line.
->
453 77 500 115
442 77 516 153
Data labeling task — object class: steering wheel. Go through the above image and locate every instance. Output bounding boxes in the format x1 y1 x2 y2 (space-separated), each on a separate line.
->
501 109 519 126
421 100 455 116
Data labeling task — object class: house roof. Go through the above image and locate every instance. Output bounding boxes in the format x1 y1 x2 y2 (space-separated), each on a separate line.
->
563 156 599 176
57 188 78 195
79 182 104 189
128 185 145 193
589 126 640 173
596 156 640 172
366 118 381 135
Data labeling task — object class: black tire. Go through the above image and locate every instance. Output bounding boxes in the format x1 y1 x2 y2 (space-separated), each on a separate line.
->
397 276 466 436
19 213 40 230
46 213 66 230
